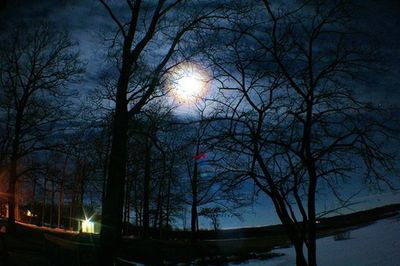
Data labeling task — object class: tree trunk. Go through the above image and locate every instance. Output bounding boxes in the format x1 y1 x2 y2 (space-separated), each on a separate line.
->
123 177 131 235
165 166 172 239
165 157 174 239
133 175 139 228
155 155 166 237
57 158 67 229
307 161 317 266
158 203 163 239
7 159 17 231
294 240 308 266
304 96 317 266
98 62 129 265
101 137 110 212
41 178 47 226
7 112 22 232
69 197 73 230
79 167 85 226
271 194 308 266
58 181 64 228
142 136 151 239
126 201 130 234
191 140 201 244
30 179 36 224
49 180 55 227
15 180 20 221
191 159 198 244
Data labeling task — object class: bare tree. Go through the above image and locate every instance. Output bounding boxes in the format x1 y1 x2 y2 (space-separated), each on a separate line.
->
97 1 223 263
175 99 248 243
209 1 399 265
198 207 224 231
0 22 82 231
122 102 181 238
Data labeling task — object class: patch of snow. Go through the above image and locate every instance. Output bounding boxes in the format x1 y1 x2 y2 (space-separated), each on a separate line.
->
16 221 79 234
233 215 400 266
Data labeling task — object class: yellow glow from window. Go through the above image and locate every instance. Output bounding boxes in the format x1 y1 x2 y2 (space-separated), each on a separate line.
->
82 219 94 233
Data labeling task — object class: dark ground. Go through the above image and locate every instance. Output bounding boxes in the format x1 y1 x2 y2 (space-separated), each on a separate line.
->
0 203 399 266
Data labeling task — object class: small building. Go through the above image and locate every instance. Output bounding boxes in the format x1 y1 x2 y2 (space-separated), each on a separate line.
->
79 214 101 234
81 219 95 233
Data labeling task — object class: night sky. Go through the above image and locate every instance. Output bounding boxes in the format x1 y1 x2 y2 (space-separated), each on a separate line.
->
1 0 399 228
2 0 399 103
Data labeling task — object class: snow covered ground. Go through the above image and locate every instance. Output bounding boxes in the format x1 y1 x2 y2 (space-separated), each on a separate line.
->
234 214 400 266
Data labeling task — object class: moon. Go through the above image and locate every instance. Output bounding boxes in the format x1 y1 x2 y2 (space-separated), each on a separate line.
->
168 62 209 103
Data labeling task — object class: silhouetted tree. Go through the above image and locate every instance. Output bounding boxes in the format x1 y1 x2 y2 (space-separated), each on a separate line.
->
199 207 224 231
209 1 399 265
98 1 223 263
0 22 82 231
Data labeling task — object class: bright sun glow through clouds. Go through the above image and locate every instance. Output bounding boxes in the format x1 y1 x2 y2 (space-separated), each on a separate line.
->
169 62 210 103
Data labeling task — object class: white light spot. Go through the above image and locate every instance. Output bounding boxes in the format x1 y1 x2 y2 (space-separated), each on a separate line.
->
169 62 209 103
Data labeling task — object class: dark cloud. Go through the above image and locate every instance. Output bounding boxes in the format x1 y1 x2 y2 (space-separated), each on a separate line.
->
1 0 399 105
1 0 113 97
356 0 400 106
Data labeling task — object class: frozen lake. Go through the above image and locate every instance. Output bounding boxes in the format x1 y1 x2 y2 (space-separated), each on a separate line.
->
233 214 400 266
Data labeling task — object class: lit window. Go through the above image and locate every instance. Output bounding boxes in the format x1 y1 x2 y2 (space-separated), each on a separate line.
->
82 219 94 233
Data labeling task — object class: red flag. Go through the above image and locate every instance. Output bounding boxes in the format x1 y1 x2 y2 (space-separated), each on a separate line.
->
192 153 207 160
